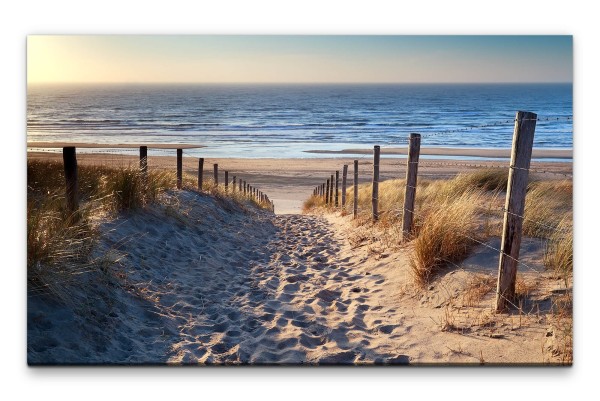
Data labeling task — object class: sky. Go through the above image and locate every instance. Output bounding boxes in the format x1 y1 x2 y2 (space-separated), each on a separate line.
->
27 35 573 84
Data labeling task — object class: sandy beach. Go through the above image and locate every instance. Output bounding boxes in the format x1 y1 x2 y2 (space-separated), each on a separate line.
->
27 174 568 365
27 148 572 364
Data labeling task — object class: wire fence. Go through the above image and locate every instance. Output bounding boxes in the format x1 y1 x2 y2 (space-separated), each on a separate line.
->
310 113 573 313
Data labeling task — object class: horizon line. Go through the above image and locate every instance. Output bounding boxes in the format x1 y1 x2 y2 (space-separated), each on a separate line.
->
27 81 574 85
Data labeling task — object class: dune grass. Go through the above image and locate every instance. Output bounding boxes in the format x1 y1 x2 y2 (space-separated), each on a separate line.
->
543 214 573 287
304 168 573 287
409 190 484 286
523 180 572 238
27 159 271 300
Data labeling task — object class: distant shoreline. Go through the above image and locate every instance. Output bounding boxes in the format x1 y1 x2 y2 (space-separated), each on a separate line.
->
27 143 572 160
304 147 573 159
27 142 204 149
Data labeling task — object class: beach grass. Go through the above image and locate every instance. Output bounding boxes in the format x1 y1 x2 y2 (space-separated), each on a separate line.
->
304 169 573 287
27 159 271 300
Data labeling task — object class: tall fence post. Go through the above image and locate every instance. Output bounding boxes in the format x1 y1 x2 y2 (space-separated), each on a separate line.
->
335 170 339 207
213 164 218 187
329 174 334 207
495 111 537 312
239 178 242 192
139 146 148 199
225 171 229 192
176 148 183 189
326 178 330 205
233 176 236 192
401 133 421 241
372 146 380 222
342 164 348 207
63 146 79 214
353 160 358 219
198 158 204 191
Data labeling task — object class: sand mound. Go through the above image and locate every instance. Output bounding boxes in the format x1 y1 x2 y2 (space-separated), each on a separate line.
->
28 190 568 365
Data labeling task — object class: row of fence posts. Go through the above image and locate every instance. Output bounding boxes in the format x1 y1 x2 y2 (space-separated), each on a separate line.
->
62 146 275 214
313 160 360 220
311 111 539 313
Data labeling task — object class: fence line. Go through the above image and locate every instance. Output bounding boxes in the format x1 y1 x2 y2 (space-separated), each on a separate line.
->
44 146 276 214
308 110 572 313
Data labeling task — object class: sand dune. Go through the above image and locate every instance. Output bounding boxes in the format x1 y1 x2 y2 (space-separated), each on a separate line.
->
28 187 566 365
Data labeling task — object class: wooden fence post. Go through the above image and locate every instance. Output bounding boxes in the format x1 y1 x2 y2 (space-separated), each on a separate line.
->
335 170 339 207
353 160 358 219
401 133 421 241
372 146 380 222
243 181 247 195
213 164 218 186
176 148 183 189
239 178 242 192
198 158 204 191
326 178 330 205
495 111 537 312
63 146 79 214
225 171 229 192
329 174 334 207
232 176 236 192
342 164 348 207
139 146 148 199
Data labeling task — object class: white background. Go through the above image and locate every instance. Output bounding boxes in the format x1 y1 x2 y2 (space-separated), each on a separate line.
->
3 1 597 399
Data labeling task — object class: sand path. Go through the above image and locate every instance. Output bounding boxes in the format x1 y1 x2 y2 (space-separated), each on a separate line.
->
29 189 555 365
162 211 408 364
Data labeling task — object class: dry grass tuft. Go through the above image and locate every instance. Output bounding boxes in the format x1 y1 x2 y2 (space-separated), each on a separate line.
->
409 190 484 287
462 274 495 307
302 194 325 213
523 180 572 238
544 214 573 287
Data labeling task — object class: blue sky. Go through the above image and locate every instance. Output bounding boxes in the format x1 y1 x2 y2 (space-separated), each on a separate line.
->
27 35 573 84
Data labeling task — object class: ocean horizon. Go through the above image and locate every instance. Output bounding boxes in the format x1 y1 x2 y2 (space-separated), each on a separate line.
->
27 83 573 159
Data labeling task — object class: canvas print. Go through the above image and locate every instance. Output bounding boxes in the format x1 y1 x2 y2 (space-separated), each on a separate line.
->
27 35 573 365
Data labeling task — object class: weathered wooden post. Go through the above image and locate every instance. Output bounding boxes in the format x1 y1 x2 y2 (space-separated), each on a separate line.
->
353 160 358 219
335 170 339 207
326 178 330 205
176 148 183 189
372 146 380 222
342 164 348 207
239 178 242 192
139 146 148 199
243 181 247 195
225 171 229 192
401 133 421 240
213 163 218 187
198 158 204 191
495 111 537 312
329 174 334 207
63 146 79 214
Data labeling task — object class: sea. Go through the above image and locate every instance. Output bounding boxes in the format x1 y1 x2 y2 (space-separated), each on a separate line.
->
27 83 573 160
